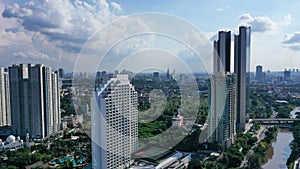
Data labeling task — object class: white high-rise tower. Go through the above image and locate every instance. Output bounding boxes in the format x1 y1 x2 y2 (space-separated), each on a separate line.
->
0 67 10 126
9 64 60 138
92 74 138 169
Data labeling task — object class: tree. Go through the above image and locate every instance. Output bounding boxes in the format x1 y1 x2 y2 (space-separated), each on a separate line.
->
248 154 262 169
247 136 257 146
65 159 74 169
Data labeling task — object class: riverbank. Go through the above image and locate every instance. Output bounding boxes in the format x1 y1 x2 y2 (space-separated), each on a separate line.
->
263 128 282 163
285 107 300 168
262 107 300 169
241 126 279 169
287 122 300 168
262 129 293 169
289 107 300 118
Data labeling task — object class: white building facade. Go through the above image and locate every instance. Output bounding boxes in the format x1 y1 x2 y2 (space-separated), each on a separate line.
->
92 74 138 169
208 73 236 149
0 67 10 126
9 64 60 138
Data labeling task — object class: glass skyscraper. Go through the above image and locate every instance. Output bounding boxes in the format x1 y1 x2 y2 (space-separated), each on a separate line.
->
213 31 231 74
209 30 237 149
234 26 251 131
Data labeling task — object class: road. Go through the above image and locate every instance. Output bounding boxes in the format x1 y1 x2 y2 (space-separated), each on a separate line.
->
239 108 277 168
239 125 267 168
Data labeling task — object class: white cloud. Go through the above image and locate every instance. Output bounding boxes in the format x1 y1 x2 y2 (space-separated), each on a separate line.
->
2 0 119 43
282 32 300 51
238 13 291 34
287 45 300 51
238 13 252 20
111 2 122 11
0 0 127 70
13 51 54 61
283 14 292 26
1 0 161 72
282 32 300 44
217 5 230 12
249 16 276 33
238 14 276 33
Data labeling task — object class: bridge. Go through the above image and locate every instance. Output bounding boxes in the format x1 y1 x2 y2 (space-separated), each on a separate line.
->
250 118 300 125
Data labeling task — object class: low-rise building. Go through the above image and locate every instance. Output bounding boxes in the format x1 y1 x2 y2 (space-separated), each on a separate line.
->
131 147 191 169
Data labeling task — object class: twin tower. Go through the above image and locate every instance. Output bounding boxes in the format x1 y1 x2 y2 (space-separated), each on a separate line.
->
209 26 251 148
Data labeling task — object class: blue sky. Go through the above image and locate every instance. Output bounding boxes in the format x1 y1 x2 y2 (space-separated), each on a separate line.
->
1 0 300 72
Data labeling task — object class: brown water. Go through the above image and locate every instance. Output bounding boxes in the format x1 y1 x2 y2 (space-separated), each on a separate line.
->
262 107 300 169
262 129 293 169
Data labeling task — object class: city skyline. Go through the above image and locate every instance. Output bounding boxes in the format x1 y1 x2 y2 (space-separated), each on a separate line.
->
0 0 300 72
1 1 300 168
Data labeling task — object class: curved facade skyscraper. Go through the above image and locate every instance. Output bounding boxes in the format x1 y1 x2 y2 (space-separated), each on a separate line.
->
92 74 138 169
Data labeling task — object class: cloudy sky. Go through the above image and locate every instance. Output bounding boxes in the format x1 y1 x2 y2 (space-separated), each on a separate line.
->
1 0 300 73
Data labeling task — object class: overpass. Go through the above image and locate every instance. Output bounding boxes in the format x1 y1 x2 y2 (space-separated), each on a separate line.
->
250 118 300 125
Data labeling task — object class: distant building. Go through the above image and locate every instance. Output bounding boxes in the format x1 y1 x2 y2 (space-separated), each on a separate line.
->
9 64 60 138
153 72 159 80
172 112 184 127
163 87 169 95
92 74 138 169
58 68 64 78
262 72 266 82
80 71 89 79
166 68 170 80
0 67 10 126
234 26 251 131
284 70 291 81
61 115 83 129
256 65 263 82
96 71 107 79
172 69 176 79
179 74 186 84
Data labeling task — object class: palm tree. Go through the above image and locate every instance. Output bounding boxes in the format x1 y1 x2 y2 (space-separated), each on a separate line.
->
64 159 73 169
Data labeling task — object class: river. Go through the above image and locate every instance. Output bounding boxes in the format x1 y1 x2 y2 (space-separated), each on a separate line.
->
290 107 300 118
262 107 300 169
